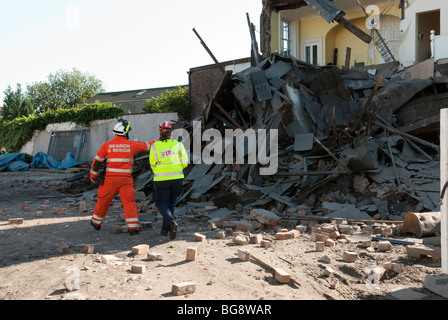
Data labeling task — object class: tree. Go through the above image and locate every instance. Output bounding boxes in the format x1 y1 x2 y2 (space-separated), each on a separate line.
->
27 68 104 113
142 86 190 120
2 84 34 121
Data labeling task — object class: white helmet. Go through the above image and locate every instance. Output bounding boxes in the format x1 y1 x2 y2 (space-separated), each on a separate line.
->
113 119 131 136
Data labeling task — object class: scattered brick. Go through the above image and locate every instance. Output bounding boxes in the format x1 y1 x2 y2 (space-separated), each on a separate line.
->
237 248 251 262
132 244 150 255
325 239 336 247
8 218 24 225
361 240 372 248
377 240 392 252
275 232 292 240
21 204 31 211
288 230 301 238
381 227 394 237
260 240 271 248
329 231 340 239
343 251 358 262
147 252 163 261
194 233 206 242
52 208 68 215
186 247 198 261
274 268 290 283
83 245 94 254
59 244 70 254
383 262 403 274
172 282 196 296
236 221 252 232
233 234 248 245
215 231 226 239
315 241 325 252
250 234 263 244
323 267 335 277
330 280 339 289
315 233 329 242
131 264 146 274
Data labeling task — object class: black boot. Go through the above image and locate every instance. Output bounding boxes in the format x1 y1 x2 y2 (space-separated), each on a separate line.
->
90 220 101 231
169 222 178 240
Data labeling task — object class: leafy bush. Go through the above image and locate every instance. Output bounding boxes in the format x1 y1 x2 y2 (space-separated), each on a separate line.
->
142 86 190 120
0 101 124 153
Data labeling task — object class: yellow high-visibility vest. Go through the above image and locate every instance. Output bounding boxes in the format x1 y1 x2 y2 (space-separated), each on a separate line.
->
149 139 188 181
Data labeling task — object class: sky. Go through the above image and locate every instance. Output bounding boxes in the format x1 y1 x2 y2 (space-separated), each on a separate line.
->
0 0 263 104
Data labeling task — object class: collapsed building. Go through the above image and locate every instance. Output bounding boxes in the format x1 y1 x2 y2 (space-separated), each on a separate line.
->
100 53 444 237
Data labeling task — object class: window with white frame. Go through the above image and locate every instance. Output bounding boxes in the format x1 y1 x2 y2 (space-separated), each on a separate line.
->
301 38 323 66
280 21 290 56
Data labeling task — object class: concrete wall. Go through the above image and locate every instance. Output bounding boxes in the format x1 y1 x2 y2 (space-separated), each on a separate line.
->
20 112 178 164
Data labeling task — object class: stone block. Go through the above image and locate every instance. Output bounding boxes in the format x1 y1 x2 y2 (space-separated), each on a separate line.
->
275 232 292 240
315 241 325 252
215 231 226 239
8 218 24 225
172 282 196 296
131 264 146 274
83 245 94 254
288 230 300 238
147 252 163 261
250 208 280 226
186 247 197 261
52 208 68 215
233 235 248 245
250 234 263 244
237 248 251 262
377 240 392 252
343 251 358 262
236 221 252 232
274 268 290 283
194 233 206 242
325 239 336 247
132 244 150 255
260 240 271 248
59 244 70 254
323 267 335 277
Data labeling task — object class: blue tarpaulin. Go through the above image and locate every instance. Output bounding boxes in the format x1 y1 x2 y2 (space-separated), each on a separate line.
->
1 152 82 172
30 152 82 170
0 153 30 172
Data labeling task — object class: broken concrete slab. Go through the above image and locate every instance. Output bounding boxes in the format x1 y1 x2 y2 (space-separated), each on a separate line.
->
250 208 280 226
325 204 373 221
390 287 429 300
423 274 448 299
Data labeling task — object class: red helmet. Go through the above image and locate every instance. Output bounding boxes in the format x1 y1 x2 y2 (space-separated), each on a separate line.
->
159 121 173 133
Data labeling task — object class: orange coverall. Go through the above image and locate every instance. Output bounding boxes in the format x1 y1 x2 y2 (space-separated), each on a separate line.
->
90 135 154 231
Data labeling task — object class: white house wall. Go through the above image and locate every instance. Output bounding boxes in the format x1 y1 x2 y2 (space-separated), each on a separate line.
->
20 112 178 164
400 0 448 66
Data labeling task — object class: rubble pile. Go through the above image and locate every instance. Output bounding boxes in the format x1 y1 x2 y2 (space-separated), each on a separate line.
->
61 54 446 233
146 53 445 229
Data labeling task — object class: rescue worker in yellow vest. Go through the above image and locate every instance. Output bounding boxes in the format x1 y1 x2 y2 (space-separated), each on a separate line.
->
150 121 188 240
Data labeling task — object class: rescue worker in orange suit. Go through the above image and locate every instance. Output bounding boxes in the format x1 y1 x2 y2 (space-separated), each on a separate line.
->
149 121 188 240
90 119 154 235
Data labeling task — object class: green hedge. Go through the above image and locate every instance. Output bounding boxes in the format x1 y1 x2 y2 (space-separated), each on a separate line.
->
142 86 190 120
0 101 124 153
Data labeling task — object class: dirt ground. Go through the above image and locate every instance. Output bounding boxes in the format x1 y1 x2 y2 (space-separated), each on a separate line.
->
0 170 446 305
